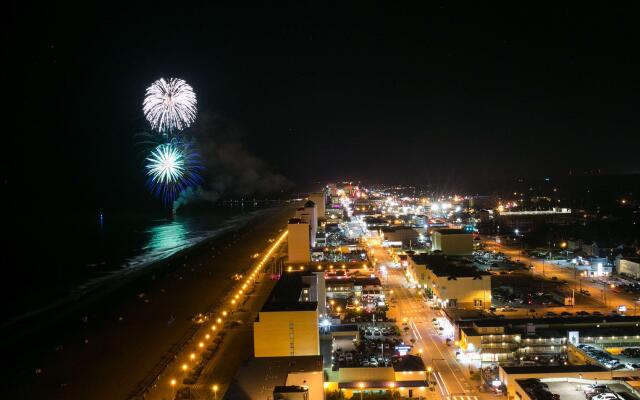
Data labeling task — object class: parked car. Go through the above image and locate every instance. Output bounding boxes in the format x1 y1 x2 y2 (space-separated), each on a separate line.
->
592 393 619 400
576 311 591 316
560 311 573 317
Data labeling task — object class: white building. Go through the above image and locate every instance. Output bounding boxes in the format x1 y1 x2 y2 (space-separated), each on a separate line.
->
618 257 640 279
295 201 317 247
308 192 326 221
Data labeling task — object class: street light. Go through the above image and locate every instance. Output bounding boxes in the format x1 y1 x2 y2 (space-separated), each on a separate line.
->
212 384 219 399
170 379 177 397
358 382 365 400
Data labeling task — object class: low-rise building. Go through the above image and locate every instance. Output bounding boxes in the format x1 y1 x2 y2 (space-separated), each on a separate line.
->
224 356 324 400
325 277 382 300
431 228 474 255
325 355 428 399
618 257 640 279
456 316 640 366
407 254 491 309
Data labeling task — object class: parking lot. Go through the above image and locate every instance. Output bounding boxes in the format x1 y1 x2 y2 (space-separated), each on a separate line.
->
550 381 639 400
331 323 404 370
518 379 640 400
577 344 640 370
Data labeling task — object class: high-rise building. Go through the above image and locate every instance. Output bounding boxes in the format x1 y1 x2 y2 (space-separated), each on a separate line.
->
253 272 320 357
287 219 311 263
308 192 326 221
295 200 317 246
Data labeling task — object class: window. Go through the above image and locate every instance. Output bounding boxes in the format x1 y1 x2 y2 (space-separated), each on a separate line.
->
474 299 483 307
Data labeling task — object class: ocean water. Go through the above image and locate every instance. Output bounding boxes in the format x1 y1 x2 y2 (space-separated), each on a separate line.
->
2 203 269 325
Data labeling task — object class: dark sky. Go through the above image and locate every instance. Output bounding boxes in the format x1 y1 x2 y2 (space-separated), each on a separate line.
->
7 2 640 213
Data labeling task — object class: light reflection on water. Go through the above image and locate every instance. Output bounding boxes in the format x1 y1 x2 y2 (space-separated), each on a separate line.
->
124 217 215 269
143 220 188 254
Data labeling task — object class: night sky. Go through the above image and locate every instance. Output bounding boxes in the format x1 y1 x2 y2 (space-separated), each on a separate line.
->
7 2 640 214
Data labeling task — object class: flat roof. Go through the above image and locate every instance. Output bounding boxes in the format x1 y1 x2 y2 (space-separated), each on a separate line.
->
274 385 308 393
433 228 471 235
224 356 323 400
502 365 607 374
473 316 640 327
338 380 428 389
392 355 426 372
325 277 381 286
430 265 491 277
261 272 318 312
410 254 490 277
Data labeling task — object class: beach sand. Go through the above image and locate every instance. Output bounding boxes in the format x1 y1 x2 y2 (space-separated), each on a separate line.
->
4 204 295 400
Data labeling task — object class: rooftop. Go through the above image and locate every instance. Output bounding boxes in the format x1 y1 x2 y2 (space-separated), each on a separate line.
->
410 254 489 277
274 385 308 393
502 365 607 374
261 272 318 312
224 356 322 400
433 228 471 235
392 355 426 372
472 315 640 328
325 276 381 286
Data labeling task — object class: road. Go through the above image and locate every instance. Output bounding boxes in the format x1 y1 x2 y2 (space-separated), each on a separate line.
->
483 238 640 314
369 244 481 400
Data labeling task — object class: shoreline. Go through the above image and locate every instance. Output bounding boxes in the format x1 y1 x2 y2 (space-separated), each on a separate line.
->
5 203 296 399
0 207 271 346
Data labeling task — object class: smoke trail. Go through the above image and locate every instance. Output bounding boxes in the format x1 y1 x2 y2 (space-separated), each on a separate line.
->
172 115 291 211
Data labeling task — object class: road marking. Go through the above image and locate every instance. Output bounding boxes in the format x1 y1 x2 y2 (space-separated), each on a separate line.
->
436 371 450 395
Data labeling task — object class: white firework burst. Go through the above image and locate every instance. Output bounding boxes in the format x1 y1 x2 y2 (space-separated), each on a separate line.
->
145 143 185 185
143 78 197 133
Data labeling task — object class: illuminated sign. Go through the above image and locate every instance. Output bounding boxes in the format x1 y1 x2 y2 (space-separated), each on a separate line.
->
395 345 411 356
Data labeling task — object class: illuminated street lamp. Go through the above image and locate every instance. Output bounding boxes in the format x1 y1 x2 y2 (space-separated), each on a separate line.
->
182 363 188 371
212 384 219 399
170 379 177 396
358 382 365 400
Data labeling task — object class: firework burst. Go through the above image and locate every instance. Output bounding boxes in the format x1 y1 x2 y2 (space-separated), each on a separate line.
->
145 140 202 204
143 78 197 133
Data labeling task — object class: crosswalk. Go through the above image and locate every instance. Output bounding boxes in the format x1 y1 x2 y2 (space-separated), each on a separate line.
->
446 396 478 400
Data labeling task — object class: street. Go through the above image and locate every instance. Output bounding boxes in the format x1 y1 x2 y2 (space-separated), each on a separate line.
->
368 243 483 400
